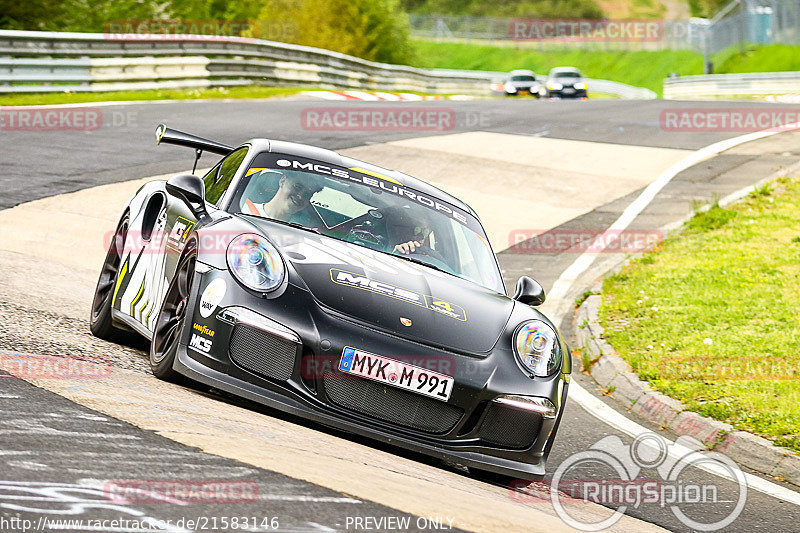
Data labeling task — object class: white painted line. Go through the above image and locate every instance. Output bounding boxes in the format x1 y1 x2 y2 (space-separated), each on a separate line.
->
259 495 361 503
548 123 800 504
301 91 348 101
540 124 800 320
569 383 800 505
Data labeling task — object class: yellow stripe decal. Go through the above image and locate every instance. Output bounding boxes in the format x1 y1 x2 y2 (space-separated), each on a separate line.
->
130 278 145 316
349 167 402 185
112 260 128 306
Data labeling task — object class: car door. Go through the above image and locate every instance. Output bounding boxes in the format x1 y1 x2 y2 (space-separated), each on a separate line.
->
114 147 249 334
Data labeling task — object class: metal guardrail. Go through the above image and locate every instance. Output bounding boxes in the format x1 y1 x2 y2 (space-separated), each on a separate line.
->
587 79 657 99
663 71 800 99
0 29 494 95
0 30 655 99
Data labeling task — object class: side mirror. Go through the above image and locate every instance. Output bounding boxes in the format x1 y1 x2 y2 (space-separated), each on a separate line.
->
166 174 209 220
513 276 545 306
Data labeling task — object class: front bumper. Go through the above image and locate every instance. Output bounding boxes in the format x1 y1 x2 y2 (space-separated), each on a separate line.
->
176 269 569 478
547 88 588 98
506 85 540 96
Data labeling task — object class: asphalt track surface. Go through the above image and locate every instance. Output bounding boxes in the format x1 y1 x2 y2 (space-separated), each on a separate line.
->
2 97 800 532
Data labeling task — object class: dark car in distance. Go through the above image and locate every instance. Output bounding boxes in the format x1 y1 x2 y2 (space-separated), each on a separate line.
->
543 67 588 98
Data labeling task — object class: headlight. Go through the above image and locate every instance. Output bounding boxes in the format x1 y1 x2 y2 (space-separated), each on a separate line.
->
226 233 285 293
505 84 517 92
575 82 588 90
514 320 560 377
547 82 562 90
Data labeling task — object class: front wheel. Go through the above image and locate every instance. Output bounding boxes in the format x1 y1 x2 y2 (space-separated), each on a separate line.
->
90 213 131 342
150 240 197 381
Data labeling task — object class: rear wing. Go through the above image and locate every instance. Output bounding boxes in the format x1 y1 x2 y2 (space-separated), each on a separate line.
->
155 123 234 172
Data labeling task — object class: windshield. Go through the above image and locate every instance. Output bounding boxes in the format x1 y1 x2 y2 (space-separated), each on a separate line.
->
553 71 581 79
510 75 536 81
230 153 504 293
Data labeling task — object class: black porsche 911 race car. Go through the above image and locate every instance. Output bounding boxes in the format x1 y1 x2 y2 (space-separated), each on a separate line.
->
90 124 571 478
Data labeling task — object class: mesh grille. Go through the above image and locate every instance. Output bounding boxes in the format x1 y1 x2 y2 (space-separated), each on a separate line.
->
229 324 297 381
323 372 462 434
480 403 543 449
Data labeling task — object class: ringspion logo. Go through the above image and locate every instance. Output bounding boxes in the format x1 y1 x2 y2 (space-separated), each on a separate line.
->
510 433 747 531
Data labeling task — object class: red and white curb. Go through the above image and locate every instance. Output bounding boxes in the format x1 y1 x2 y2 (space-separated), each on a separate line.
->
301 90 470 101
765 94 800 104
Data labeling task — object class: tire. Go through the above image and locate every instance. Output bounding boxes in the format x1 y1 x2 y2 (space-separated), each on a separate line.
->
90 213 131 342
150 240 197 381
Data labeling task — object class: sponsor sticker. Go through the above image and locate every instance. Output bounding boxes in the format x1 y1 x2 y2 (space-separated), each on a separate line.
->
269 158 470 227
192 323 215 337
188 333 213 354
330 268 466 321
167 216 195 251
199 278 226 319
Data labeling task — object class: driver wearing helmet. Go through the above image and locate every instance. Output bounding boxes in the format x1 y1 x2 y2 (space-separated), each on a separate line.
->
244 172 323 223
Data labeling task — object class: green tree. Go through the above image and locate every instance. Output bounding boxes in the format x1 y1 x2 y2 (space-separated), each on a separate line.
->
399 0 604 19
0 0 66 30
166 0 263 22
257 0 414 64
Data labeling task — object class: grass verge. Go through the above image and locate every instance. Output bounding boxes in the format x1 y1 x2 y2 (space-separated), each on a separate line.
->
599 178 800 452
412 39 704 96
0 86 307 106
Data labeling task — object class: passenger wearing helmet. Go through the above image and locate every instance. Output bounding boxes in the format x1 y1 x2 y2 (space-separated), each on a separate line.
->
386 205 434 255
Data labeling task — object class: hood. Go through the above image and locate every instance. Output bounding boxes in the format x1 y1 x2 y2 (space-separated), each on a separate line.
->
509 80 538 88
250 220 514 354
551 77 582 86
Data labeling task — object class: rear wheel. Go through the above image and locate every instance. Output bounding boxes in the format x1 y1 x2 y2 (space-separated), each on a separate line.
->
150 240 197 381
90 213 131 342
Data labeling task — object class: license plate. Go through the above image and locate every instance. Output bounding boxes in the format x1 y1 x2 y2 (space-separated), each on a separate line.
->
563 88 575 94
519 90 529 95
339 346 453 402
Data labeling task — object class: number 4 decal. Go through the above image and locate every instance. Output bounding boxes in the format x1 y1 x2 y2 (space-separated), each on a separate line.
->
431 300 455 313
